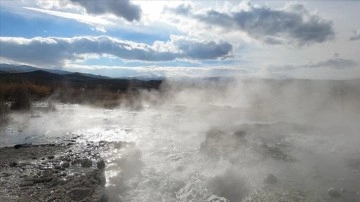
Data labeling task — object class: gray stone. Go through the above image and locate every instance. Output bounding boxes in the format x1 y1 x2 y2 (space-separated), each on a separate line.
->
91 187 109 202
9 162 17 167
90 169 106 186
0 173 11 177
54 165 62 170
264 173 278 184
68 188 92 201
97 160 106 170
233 130 246 138
327 188 341 198
61 161 70 168
81 158 93 168
33 177 53 184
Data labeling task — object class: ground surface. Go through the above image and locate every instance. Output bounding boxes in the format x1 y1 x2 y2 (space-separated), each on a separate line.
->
0 141 118 202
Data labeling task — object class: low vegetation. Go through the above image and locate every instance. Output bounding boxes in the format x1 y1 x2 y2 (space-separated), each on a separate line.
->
0 95 9 126
0 82 52 110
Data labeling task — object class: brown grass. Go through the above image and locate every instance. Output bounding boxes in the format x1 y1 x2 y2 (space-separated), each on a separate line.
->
0 82 52 110
0 82 52 100
0 81 146 110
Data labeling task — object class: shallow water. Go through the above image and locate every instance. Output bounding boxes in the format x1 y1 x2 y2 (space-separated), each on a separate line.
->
1 100 360 201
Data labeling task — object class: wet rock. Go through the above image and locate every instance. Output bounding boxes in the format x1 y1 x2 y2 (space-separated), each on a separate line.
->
207 169 249 202
0 172 11 177
9 162 17 167
262 144 294 162
81 158 93 168
233 130 246 138
20 182 35 187
58 172 67 177
61 161 70 169
68 188 92 201
90 169 106 186
347 158 360 169
327 188 341 198
200 129 240 160
14 144 23 149
97 160 106 170
14 143 32 149
51 177 67 186
113 141 123 149
92 187 109 202
54 165 62 170
33 177 53 184
99 193 110 202
59 156 68 161
264 173 278 184
72 159 82 165
247 187 306 201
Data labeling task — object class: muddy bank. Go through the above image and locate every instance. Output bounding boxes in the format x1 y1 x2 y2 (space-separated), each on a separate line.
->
0 141 126 202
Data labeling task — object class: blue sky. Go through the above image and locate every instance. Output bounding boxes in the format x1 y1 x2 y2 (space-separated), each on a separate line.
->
1 0 360 79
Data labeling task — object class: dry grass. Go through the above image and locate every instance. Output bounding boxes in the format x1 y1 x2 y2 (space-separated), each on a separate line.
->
0 82 52 110
0 82 52 100
0 81 147 110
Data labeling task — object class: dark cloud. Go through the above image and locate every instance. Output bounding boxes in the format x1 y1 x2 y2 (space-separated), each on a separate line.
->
349 29 360 41
69 0 141 21
165 4 192 16
263 37 284 45
268 58 358 72
194 4 334 46
174 38 232 60
0 36 232 67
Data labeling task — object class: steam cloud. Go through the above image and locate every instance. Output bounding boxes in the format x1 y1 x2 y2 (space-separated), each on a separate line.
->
2 77 360 201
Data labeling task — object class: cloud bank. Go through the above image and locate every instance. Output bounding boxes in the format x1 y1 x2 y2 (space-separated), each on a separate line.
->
268 57 358 72
0 36 233 67
69 0 141 22
172 3 334 46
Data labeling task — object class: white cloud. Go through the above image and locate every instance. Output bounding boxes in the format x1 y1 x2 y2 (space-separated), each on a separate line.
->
194 3 334 46
164 2 334 46
0 36 233 67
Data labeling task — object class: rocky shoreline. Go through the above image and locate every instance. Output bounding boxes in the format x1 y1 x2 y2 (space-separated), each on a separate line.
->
0 141 124 202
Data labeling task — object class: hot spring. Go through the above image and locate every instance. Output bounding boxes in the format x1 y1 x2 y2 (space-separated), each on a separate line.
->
1 79 360 201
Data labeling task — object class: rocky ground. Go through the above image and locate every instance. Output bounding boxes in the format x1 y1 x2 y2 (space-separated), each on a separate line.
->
0 140 127 202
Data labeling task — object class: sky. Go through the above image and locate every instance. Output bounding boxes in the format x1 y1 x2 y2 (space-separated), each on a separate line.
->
0 0 359 79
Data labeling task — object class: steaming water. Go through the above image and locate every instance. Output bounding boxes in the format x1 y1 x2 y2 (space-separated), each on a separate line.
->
1 81 360 201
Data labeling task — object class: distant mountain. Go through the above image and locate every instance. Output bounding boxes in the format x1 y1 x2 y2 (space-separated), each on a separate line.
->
125 73 165 81
0 64 39 73
0 64 70 74
74 72 110 79
0 69 163 91
0 64 109 79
